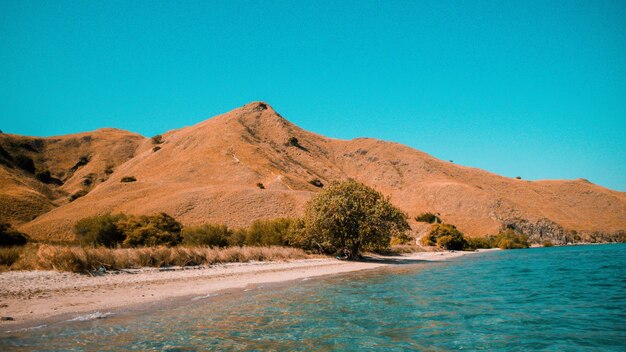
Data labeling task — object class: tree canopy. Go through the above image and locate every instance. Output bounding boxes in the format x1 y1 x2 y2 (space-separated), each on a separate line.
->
303 179 409 259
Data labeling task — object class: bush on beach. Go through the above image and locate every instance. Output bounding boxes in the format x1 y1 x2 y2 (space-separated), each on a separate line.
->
420 224 467 250
74 213 183 248
182 224 231 247
493 229 529 249
244 218 300 247
463 230 530 250
74 214 126 248
119 213 183 247
421 224 530 251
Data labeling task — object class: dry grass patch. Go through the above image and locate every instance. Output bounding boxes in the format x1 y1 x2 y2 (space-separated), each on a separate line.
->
0 247 23 269
4 244 314 273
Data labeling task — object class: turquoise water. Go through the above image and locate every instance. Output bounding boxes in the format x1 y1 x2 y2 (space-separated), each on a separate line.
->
3 244 626 351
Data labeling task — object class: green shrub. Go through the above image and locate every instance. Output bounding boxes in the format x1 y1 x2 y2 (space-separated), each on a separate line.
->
421 224 467 250
82 174 94 186
244 218 300 246
281 218 309 248
464 230 530 250
494 229 530 249
436 235 463 250
542 241 554 247
75 213 184 248
35 169 52 183
70 155 90 172
390 231 413 246
69 189 88 201
0 223 29 247
465 236 494 250
152 146 161 152
151 135 164 144
183 224 231 247
256 182 265 189
415 212 441 224
15 155 35 173
74 214 127 247
309 178 324 188
228 228 248 246
121 176 137 183
120 213 183 247
288 137 299 146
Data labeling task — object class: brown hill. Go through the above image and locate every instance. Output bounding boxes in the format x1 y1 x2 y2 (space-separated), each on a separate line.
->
2 102 624 242
0 129 142 226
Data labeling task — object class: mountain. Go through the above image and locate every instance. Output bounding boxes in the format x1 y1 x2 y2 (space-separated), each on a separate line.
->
1 102 624 243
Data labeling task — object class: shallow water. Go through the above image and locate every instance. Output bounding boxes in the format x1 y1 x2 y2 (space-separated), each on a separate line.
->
3 244 626 351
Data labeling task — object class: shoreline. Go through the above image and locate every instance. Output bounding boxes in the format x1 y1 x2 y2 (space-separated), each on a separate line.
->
0 250 486 331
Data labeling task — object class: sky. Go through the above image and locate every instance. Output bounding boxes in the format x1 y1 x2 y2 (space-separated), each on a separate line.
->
1 0 625 191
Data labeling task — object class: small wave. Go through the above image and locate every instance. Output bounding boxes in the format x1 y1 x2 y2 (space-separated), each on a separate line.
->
5 324 48 333
191 293 219 301
68 312 115 322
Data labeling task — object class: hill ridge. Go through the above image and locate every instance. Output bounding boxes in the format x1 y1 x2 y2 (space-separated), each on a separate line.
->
0 102 623 243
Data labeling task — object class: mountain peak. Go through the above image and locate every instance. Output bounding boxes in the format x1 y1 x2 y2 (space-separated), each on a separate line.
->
242 101 273 112
3 103 624 243
224 101 295 137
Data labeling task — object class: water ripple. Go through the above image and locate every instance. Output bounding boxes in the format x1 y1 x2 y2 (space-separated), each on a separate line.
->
2 244 625 351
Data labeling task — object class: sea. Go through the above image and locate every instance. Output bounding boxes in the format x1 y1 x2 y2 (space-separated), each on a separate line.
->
2 243 625 351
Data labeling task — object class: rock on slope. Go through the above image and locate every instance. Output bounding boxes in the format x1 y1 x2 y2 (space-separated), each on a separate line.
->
2 102 624 242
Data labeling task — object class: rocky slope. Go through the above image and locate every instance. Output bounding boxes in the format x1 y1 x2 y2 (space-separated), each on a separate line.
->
1 102 624 243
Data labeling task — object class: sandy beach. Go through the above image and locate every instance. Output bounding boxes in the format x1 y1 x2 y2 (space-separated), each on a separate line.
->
0 251 479 330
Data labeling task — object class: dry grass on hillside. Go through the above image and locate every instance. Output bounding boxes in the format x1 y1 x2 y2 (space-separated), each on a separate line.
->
1 244 315 273
6 102 625 241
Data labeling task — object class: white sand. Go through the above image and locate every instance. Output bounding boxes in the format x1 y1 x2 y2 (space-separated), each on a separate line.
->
0 251 479 329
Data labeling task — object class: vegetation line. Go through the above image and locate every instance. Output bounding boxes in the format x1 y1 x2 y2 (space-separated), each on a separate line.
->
2 245 313 274
2 180 623 274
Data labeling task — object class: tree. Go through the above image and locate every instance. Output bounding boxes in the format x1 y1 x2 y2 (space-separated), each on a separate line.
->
303 179 409 259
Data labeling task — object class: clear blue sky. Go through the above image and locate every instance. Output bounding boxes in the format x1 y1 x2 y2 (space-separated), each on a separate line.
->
1 1 625 191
